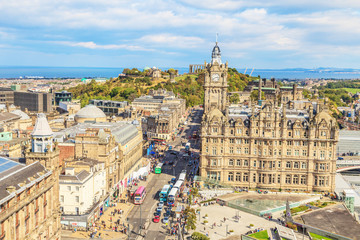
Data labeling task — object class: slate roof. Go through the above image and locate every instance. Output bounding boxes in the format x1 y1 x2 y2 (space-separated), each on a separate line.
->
59 170 91 183
0 112 21 122
0 161 50 202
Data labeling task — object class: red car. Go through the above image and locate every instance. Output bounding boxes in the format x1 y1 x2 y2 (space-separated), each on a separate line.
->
153 216 160 223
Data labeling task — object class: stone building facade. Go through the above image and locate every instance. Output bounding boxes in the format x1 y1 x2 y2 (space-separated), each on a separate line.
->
0 114 61 240
200 43 339 192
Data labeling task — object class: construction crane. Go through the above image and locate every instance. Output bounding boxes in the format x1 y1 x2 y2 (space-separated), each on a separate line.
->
249 68 255 77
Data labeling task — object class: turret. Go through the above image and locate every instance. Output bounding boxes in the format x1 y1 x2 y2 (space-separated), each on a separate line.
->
31 113 53 153
211 42 222 65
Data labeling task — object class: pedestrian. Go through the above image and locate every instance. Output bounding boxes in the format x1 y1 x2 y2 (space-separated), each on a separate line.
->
224 217 226 222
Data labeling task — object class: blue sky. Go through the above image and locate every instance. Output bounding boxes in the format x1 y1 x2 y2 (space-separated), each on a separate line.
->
0 0 360 69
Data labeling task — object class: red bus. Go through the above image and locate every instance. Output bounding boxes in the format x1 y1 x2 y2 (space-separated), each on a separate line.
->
134 186 146 205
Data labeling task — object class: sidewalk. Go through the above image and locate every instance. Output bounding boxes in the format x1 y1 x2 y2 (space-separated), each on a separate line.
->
62 172 155 239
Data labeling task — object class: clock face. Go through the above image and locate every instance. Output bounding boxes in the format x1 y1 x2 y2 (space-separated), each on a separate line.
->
212 73 220 82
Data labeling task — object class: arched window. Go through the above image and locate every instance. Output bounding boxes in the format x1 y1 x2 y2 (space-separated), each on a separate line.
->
228 172 234 181
228 159 234 166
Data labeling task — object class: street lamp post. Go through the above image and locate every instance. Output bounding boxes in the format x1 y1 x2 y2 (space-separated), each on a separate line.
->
140 203 142 236
226 224 228 236
127 218 130 240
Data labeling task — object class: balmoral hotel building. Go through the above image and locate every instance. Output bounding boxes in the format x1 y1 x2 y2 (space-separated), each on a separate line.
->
200 42 339 192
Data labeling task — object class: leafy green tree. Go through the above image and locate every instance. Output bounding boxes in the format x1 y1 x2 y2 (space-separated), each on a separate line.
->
110 87 121 98
184 206 197 232
230 93 240 103
191 232 210 240
250 90 265 101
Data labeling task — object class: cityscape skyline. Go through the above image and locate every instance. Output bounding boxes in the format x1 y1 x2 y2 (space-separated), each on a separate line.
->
0 1 359 68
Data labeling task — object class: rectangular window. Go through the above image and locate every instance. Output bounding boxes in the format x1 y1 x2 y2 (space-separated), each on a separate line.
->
320 151 325 160
302 150 307 156
244 160 248 166
213 127 218 133
75 196 79 203
236 147 241 154
211 159 217 166
212 147 217 155
229 147 234 154
253 160 256 167
236 139 241 144
287 149 292 156
230 139 235 143
67 186 71 191
294 150 299 156
228 159 234 166
244 148 249 154
236 159 241 166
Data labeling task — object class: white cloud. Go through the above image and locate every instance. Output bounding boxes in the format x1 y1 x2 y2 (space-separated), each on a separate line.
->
54 41 154 51
138 34 205 48
1 0 360 68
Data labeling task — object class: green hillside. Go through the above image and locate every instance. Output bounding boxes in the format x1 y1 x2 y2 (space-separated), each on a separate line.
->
68 68 257 107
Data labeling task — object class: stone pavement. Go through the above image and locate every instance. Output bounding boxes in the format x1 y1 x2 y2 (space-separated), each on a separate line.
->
191 204 278 240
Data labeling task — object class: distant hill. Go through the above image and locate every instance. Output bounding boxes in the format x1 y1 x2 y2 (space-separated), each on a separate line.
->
68 68 257 107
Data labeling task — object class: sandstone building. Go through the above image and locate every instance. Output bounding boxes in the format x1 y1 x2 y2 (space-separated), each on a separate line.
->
200 42 339 192
0 114 61 240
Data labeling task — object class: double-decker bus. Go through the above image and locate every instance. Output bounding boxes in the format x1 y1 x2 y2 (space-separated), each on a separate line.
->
167 187 179 206
173 180 184 190
179 172 186 182
134 186 146 205
159 184 171 202
155 163 163 174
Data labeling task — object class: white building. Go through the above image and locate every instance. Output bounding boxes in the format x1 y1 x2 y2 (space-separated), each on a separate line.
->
59 159 106 216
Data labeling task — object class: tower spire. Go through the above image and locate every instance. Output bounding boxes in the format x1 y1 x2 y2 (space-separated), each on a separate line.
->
216 33 218 44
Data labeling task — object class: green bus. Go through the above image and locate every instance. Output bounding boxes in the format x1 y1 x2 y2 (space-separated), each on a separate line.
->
155 163 164 174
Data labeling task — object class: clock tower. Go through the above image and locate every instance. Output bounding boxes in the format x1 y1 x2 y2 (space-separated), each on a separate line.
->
203 41 228 113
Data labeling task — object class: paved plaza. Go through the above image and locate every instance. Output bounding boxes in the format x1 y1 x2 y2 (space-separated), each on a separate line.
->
192 204 278 240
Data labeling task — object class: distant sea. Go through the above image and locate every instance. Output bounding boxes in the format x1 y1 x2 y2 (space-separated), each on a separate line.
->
1 66 360 80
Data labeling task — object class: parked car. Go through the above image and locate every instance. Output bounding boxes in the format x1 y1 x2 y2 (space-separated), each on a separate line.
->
156 206 163 212
158 201 164 208
170 178 176 184
154 211 161 216
153 216 160 223
162 216 169 224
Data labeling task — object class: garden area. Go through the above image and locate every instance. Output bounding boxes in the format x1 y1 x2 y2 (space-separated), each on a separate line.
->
248 230 269 240
308 200 336 208
309 232 334 240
